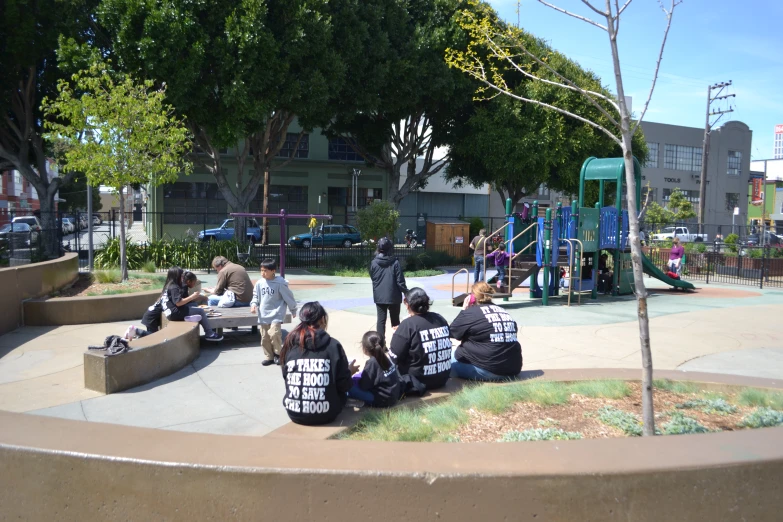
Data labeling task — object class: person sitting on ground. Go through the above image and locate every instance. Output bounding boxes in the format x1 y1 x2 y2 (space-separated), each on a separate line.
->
128 267 222 341
668 237 684 276
597 253 613 295
280 302 356 426
347 331 402 408
485 242 511 289
449 283 522 381
389 288 451 395
370 237 409 346
203 256 254 307
250 258 298 366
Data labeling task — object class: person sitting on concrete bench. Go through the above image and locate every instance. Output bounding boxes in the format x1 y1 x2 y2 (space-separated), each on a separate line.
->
125 267 222 342
204 256 254 307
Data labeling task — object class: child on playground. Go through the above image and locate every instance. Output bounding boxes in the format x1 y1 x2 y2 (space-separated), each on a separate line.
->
250 258 298 366
485 242 511 289
348 331 402 407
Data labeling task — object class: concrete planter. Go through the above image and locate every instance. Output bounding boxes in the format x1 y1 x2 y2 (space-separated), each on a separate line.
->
24 289 160 326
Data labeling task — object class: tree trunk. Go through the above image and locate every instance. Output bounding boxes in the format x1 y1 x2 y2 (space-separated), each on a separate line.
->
118 185 128 281
38 192 60 259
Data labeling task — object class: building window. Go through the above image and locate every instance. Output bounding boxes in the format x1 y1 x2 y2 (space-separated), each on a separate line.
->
645 142 659 168
250 185 308 216
276 133 309 159
162 182 227 224
727 150 742 176
664 144 702 171
328 137 363 162
358 188 382 207
725 193 739 211
662 188 700 205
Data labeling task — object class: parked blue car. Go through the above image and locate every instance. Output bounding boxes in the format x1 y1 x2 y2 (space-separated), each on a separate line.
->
198 219 262 242
288 224 361 248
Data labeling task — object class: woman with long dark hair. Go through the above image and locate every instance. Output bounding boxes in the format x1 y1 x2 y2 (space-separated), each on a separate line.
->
370 237 408 346
389 288 451 395
280 302 355 425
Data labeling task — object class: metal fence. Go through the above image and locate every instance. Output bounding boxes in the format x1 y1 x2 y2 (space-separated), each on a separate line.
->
645 244 783 289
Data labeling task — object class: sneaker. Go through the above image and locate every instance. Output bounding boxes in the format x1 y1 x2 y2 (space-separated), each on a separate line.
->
262 358 276 366
274 355 280 365
123 325 137 340
204 332 223 342
185 315 202 323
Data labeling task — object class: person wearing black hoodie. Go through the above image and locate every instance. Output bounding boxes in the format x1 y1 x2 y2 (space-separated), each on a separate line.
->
280 301 356 425
369 237 409 346
390 288 451 395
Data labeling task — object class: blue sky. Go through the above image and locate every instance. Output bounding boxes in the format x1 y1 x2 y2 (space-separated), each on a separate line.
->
487 0 782 160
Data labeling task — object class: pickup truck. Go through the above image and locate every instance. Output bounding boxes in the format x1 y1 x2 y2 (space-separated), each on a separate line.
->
198 218 262 242
651 226 708 243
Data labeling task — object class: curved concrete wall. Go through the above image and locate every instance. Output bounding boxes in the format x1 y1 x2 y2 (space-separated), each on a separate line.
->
0 370 782 520
0 253 78 335
84 321 200 394
0 410 780 521
25 289 160 326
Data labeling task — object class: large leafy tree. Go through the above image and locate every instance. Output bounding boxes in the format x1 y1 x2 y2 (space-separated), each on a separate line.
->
323 0 480 209
93 0 344 243
0 0 102 257
42 62 193 280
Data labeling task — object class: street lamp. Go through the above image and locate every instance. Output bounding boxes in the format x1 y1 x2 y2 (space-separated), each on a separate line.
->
351 168 361 213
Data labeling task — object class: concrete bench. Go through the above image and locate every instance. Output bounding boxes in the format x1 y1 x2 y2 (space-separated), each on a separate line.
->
178 307 292 335
84 321 200 394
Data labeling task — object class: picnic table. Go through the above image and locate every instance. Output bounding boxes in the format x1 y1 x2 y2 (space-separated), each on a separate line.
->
164 306 292 336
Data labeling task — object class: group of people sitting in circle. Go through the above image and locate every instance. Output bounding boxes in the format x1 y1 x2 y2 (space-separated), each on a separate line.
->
282 237 523 426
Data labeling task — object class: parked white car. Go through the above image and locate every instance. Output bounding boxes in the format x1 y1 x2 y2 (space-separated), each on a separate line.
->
651 226 708 243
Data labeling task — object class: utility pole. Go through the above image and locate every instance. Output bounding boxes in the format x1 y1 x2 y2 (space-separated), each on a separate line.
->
698 81 735 234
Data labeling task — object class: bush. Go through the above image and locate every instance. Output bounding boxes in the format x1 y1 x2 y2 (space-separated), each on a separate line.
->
356 200 400 241
675 398 737 415
404 250 470 271
468 217 484 240
724 233 739 253
500 428 583 442
662 412 710 435
95 238 146 269
597 406 643 436
739 408 783 428
142 260 157 273
94 269 121 284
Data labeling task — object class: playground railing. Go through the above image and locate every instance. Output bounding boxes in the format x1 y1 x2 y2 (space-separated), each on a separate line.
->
560 238 585 307
451 268 471 303
482 222 513 285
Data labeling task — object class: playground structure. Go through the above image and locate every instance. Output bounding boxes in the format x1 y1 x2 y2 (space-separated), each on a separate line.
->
230 211 332 277
452 157 695 306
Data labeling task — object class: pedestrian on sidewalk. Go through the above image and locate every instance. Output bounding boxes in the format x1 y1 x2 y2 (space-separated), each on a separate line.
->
369 237 408 347
250 258 298 366
470 228 489 283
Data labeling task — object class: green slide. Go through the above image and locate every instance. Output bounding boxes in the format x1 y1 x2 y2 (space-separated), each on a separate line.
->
641 254 696 291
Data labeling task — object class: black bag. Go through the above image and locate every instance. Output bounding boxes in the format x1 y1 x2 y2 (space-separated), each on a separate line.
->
88 335 130 356
399 372 427 398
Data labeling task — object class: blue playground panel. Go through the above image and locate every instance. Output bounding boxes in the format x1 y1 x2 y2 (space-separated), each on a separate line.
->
599 206 630 250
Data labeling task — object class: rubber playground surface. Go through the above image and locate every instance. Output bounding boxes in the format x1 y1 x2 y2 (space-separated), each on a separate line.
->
1 269 782 437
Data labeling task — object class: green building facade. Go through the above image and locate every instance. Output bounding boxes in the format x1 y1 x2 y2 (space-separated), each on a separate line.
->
746 180 783 229
144 124 387 242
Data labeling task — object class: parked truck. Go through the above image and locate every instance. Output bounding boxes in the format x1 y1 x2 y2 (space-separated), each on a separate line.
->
197 218 262 242
651 226 708 243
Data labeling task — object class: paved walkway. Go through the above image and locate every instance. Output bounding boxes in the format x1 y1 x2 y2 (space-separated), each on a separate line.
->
1 270 782 436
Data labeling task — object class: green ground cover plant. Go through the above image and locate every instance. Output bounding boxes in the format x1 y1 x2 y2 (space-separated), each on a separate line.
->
739 408 783 428
596 405 644 436
500 428 583 441
662 412 710 435
676 398 738 415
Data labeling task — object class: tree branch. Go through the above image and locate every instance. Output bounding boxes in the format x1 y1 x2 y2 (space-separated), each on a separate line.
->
581 0 609 17
537 0 608 31
630 0 678 135
617 0 634 16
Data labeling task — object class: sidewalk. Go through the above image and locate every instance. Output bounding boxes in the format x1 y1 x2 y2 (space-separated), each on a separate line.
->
2 273 782 436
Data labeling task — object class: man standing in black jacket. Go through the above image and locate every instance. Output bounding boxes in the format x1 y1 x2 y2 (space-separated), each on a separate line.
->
370 237 409 346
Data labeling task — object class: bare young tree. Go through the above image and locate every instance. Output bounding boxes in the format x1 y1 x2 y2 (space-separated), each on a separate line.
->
448 0 681 435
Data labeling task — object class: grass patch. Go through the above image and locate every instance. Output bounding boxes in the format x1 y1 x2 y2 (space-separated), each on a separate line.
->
653 379 703 394
141 260 157 273
662 412 711 435
736 388 783 410
597 406 644 436
739 408 783 428
86 287 146 296
128 273 166 284
500 428 583 442
94 269 121 284
676 398 737 415
568 380 632 399
308 267 444 277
